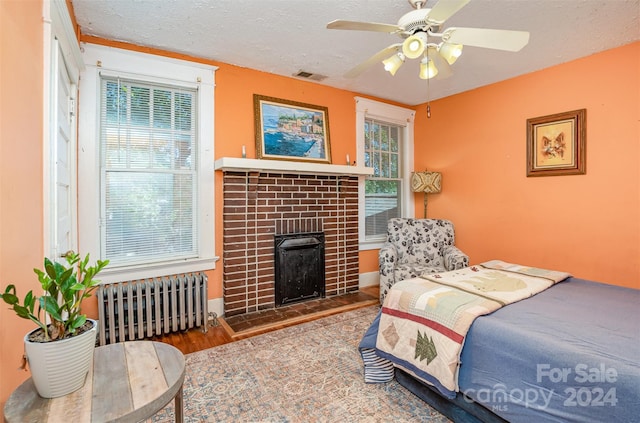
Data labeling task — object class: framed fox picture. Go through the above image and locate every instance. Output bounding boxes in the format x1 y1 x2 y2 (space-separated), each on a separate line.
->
526 109 586 177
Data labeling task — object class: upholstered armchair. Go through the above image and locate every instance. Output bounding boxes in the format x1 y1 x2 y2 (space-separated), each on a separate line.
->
379 218 469 303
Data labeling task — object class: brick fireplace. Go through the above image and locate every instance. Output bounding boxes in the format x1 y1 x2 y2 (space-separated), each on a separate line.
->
220 162 366 317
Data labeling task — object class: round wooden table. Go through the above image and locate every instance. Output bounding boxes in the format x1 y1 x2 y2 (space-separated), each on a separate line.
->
4 341 185 422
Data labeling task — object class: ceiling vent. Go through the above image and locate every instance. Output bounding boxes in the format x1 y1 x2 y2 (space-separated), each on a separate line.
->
293 70 327 81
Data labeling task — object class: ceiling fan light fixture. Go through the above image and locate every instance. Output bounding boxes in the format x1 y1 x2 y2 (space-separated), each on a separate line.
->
402 32 428 59
383 52 405 76
438 42 463 65
419 57 438 79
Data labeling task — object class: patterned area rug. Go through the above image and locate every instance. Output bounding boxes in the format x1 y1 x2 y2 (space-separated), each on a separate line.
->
149 306 450 422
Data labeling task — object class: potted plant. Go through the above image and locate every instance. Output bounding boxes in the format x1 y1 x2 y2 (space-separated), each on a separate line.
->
2 251 108 398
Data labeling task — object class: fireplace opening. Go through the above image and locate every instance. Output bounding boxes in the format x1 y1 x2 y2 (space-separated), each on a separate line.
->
274 232 325 307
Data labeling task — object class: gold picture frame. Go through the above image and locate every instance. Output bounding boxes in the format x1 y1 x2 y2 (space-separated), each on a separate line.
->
253 94 331 163
526 109 586 176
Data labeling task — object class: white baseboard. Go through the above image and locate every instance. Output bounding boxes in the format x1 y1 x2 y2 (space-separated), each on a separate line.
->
359 271 379 288
208 298 224 318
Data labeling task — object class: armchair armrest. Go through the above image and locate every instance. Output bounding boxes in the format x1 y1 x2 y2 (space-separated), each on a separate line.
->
442 245 469 270
379 242 398 304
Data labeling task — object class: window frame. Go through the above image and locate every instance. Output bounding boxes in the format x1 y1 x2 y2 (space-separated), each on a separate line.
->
43 0 84 260
355 97 415 250
78 44 218 283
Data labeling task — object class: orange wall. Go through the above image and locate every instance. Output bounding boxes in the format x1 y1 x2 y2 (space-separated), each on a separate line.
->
0 0 46 409
413 42 639 289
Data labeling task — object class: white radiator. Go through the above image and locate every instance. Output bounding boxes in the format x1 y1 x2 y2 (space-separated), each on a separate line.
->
96 273 208 345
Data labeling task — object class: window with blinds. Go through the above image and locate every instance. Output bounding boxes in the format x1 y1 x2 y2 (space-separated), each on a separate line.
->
364 118 402 239
100 77 198 266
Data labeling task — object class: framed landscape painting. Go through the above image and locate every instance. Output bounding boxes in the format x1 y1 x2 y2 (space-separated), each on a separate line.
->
254 94 331 163
526 109 586 177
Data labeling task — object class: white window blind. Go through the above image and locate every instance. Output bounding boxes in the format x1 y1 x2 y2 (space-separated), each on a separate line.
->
364 118 402 239
100 77 198 266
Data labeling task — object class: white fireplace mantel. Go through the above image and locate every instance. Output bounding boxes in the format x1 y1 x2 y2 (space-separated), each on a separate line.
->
214 157 373 177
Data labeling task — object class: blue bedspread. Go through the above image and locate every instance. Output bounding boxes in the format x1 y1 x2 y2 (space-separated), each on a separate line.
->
361 277 640 422
458 277 640 422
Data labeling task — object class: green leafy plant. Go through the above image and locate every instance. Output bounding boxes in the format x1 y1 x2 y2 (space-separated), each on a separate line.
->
2 252 109 342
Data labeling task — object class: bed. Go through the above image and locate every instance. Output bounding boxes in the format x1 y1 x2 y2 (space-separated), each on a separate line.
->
359 263 640 423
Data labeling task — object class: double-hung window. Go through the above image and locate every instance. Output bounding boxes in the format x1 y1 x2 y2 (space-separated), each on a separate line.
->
100 78 197 265
78 44 216 283
364 118 403 238
356 97 415 249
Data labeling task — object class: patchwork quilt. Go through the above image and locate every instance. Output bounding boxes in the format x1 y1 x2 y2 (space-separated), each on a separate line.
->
372 260 571 398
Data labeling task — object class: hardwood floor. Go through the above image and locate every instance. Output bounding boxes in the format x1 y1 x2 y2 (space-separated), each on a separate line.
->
151 286 380 355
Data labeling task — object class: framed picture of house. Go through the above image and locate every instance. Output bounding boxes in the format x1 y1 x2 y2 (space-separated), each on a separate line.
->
526 109 586 176
254 94 331 163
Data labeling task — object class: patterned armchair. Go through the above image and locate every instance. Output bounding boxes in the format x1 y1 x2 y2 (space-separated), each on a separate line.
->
379 218 469 304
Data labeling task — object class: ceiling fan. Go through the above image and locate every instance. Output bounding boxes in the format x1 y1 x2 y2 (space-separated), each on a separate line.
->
327 0 530 80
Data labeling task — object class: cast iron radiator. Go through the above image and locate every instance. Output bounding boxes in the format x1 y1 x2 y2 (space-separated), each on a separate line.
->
96 272 208 345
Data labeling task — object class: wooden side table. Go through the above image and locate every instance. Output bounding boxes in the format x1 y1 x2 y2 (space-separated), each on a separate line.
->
4 341 185 422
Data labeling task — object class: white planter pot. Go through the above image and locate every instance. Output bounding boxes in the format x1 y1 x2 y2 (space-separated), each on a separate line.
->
24 319 97 398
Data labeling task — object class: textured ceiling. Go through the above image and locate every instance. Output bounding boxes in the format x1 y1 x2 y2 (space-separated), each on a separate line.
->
71 0 639 106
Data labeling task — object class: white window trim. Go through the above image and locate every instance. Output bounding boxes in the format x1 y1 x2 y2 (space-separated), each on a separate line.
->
42 0 84 258
355 97 415 251
78 43 218 283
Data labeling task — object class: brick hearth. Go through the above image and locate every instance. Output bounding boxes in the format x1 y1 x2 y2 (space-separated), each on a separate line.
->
222 171 360 316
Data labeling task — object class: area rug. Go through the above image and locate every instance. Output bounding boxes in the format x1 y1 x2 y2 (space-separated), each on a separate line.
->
149 306 450 422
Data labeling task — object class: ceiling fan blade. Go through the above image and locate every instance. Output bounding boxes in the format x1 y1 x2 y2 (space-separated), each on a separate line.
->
444 27 530 52
327 19 402 34
427 0 471 24
344 44 401 78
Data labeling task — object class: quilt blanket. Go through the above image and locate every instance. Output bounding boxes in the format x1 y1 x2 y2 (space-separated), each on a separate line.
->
374 260 570 398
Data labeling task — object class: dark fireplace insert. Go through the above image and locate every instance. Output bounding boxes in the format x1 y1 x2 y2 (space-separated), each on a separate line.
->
274 232 325 307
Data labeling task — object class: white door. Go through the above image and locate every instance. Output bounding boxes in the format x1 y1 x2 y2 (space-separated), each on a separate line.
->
51 39 77 259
